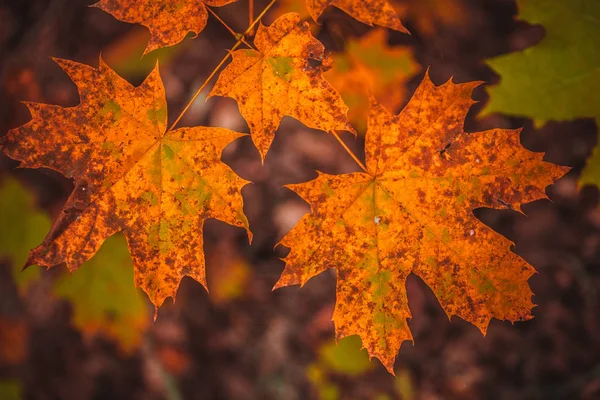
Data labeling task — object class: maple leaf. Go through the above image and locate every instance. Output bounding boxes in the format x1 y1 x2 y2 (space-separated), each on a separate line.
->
93 0 237 54
1 58 250 308
482 0 599 186
209 12 355 162
325 29 419 131
306 0 408 32
275 74 569 373
484 0 599 123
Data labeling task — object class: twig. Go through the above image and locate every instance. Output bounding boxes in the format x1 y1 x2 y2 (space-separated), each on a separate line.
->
167 0 279 132
330 130 369 173
249 0 254 27
206 7 255 49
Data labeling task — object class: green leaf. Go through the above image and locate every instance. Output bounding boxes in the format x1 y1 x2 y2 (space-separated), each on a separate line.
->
581 119 600 187
0 179 50 288
320 335 373 376
484 0 600 122
54 233 149 351
0 380 22 400
483 0 599 186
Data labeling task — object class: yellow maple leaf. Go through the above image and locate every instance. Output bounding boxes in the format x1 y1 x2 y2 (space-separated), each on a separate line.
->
2 58 250 308
93 0 237 54
209 12 355 162
275 74 569 373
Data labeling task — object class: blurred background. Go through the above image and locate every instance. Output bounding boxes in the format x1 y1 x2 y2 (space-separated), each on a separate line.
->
1 0 599 399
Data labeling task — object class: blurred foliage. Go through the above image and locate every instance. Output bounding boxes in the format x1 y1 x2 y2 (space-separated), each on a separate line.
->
394 0 467 36
53 234 149 352
307 336 373 399
307 335 373 400
102 28 186 76
0 178 50 288
325 29 419 132
394 369 415 400
0 178 149 352
0 317 29 365
319 335 372 376
273 0 310 21
274 0 467 37
207 241 251 305
0 380 22 400
307 335 417 399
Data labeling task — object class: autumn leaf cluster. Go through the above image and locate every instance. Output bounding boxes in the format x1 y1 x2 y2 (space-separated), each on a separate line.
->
1 0 571 373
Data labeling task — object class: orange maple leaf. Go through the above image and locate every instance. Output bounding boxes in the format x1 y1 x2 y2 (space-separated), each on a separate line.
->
275 74 569 373
325 29 419 131
209 12 355 162
93 0 237 54
306 0 409 32
2 59 250 308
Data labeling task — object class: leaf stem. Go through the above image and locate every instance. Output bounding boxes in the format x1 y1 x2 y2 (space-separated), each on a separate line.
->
167 0 278 132
249 0 254 27
206 7 255 49
252 0 277 30
166 42 242 132
330 130 369 173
